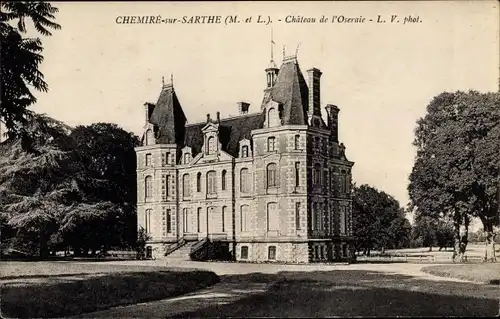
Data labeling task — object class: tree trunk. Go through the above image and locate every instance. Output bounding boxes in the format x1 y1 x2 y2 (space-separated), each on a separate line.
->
428 246 433 252
452 219 462 262
482 216 497 262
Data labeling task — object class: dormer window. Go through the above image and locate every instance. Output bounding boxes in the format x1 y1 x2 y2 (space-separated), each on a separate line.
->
207 136 216 154
242 145 249 158
184 153 190 164
267 137 276 152
294 135 300 150
145 129 154 146
268 107 279 127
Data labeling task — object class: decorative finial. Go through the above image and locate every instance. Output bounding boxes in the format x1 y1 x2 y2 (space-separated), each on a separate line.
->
171 73 174 86
162 76 165 87
295 43 301 57
270 28 275 62
283 45 286 59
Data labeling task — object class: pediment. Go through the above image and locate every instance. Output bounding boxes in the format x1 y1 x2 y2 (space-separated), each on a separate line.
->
201 122 219 132
191 149 233 165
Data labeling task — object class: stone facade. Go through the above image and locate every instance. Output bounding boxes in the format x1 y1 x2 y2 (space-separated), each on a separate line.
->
135 53 355 262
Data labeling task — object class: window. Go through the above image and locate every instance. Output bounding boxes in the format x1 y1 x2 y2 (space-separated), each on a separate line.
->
221 170 227 191
240 205 249 231
340 207 346 235
314 246 319 259
184 153 190 164
240 168 250 193
241 145 249 158
241 246 249 259
267 202 278 231
314 164 321 186
145 129 154 146
197 173 202 192
183 208 189 233
295 202 301 230
206 171 216 194
145 209 152 233
197 207 201 232
345 173 350 194
166 152 171 165
207 136 216 154
311 203 317 231
268 246 276 260
182 174 190 197
320 246 325 259
166 209 172 233
342 244 348 258
165 175 170 197
267 137 276 152
145 153 152 166
267 163 277 187
222 206 227 232
145 176 153 200
317 204 323 231
268 108 279 127
294 135 300 150
295 162 300 187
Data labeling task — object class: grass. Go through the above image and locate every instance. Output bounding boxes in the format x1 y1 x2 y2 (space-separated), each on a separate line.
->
421 263 500 285
0 262 219 318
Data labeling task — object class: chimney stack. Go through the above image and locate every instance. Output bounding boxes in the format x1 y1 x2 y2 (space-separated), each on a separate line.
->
237 102 250 115
307 68 322 116
216 111 220 123
206 113 211 123
325 104 340 142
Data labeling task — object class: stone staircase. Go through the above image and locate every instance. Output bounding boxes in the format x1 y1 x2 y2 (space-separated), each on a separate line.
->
165 241 198 261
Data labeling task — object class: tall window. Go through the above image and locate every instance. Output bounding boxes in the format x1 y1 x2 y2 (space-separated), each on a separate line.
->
295 162 300 187
165 175 170 197
340 207 346 235
241 246 249 259
314 164 321 186
206 171 216 194
197 173 202 192
145 153 152 166
317 204 323 231
268 108 279 127
267 202 278 231
311 203 317 231
240 205 249 231
345 173 350 194
145 129 154 146
197 207 201 233
240 168 250 193
294 135 300 150
268 246 276 260
184 153 190 164
145 209 152 233
267 163 277 187
267 137 276 152
166 152 171 165
166 209 172 233
183 208 189 233
221 170 227 191
241 145 249 158
222 206 227 232
295 202 301 230
145 176 153 200
182 174 190 197
207 136 216 154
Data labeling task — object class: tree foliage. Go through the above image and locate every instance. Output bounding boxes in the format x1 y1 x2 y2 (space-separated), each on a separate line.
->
409 91 499 261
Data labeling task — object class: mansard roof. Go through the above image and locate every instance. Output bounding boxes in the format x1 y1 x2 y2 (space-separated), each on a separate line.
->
185 113 264 157
148 84 187 144
262 57 309 125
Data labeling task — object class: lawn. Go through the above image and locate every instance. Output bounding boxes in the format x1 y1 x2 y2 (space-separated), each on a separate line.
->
421 263 500 285
0 261 219 318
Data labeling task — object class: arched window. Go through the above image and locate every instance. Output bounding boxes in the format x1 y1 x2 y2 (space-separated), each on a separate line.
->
267 202 278 231
197 172 202 192
221 170 227 191
197 207 201 232
268 246 276 260
240 205 249 231
145 153 152 167
206 171 216 194
184 153 190 164
207 136 216 154
145 129 154 146
294 135 300 150
145 176 153 200
267 163 277 187
241 145 249 158
295 162 300 187
268 107 279 127
182 174 190 197
314 164 321 186
267 137 276 152
240 168 249 193
145 209 152 233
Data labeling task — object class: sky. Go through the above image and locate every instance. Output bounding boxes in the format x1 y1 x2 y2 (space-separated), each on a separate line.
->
28 1 499 226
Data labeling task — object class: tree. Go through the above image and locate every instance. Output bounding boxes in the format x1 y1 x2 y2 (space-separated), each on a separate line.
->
0 2 61 142
409 91 499 262
353 184 411 255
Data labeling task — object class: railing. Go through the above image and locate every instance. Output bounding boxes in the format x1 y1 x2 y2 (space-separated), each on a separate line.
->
164 237 186 256
191 237 209 254
356 254 491 263
190 237 209 261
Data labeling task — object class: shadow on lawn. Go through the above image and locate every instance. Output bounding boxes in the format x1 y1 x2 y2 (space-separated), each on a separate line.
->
169 270 499 318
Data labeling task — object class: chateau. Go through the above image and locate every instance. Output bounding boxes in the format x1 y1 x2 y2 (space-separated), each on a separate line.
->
135 49 355 263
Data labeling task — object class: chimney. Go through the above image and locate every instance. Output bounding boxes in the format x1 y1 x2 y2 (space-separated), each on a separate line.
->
307 68 322 116
237 102 250 115
216 111 220 123
325 104 340 142
206 113 211 123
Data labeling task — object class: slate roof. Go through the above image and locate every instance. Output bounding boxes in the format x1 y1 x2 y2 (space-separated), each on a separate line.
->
148 85 187 144
262 57 310 125
185 113 265 157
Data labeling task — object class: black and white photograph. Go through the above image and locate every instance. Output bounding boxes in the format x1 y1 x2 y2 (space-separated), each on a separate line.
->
0 1 499 318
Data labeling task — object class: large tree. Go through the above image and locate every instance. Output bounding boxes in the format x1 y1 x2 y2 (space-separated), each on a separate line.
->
0 2 61 142
409 91 499 262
